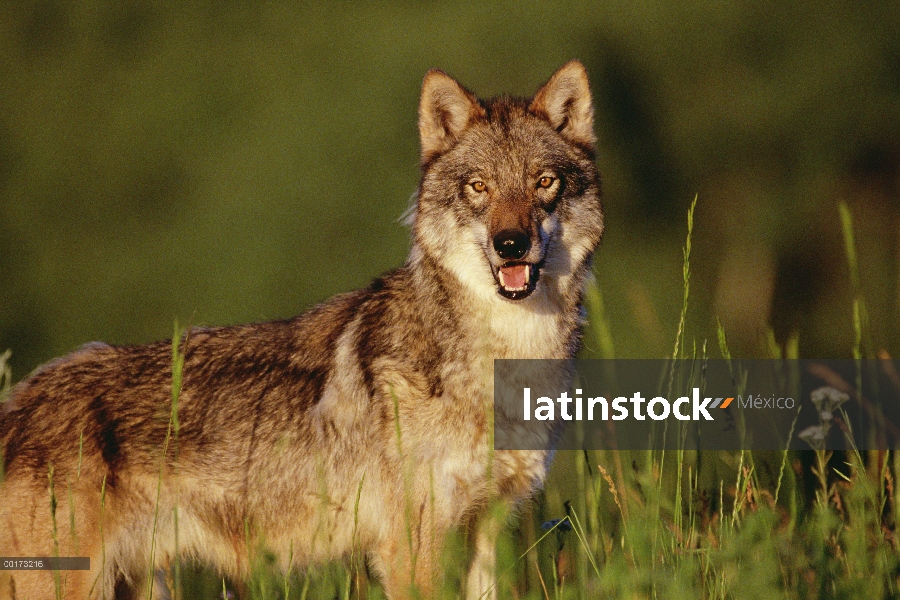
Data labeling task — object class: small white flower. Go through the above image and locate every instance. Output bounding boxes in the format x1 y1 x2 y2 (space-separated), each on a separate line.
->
810 386 849 415
798 425 825 449
798 425 825 441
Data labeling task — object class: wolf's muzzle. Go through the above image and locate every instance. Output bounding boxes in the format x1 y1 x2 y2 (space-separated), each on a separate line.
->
491 229 539 300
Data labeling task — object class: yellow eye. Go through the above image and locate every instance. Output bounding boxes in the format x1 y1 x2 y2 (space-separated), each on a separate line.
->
471 181 487 193
538 176 555 189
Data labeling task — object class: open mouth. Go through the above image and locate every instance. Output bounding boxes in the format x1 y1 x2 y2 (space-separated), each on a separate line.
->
493 262 539 300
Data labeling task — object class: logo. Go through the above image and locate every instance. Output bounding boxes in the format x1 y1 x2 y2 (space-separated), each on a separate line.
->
522 387 732 422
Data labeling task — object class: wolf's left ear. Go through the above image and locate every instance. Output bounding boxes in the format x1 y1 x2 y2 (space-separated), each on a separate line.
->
530 60 595 149
419 70 485 164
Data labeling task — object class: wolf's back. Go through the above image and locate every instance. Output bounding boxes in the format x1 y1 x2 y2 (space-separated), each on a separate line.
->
0 283 380 483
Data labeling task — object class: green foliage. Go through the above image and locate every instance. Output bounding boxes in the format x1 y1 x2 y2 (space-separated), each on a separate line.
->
2 0 899 373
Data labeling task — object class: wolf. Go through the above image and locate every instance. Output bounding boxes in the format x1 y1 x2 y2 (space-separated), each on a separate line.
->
0 60 603 599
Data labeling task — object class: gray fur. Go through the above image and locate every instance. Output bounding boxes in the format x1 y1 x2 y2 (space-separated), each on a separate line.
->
0 60 603 600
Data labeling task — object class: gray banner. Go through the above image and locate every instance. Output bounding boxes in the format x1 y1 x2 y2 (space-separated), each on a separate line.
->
0 557 90 570
494 359 900 450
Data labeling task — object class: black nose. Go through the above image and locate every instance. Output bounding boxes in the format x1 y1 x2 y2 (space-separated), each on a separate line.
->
493 229 530 260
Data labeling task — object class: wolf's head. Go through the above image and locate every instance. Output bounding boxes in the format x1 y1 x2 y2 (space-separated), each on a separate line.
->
409 61 604 306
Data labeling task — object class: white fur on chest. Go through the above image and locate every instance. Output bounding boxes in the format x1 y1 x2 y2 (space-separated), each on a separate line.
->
484 296 565 359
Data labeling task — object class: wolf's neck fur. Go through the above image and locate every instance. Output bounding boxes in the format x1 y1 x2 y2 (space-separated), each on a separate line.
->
407 243 585 361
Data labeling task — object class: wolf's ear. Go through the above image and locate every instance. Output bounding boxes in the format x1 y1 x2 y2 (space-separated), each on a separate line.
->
419 70 484 163
530 60 595 149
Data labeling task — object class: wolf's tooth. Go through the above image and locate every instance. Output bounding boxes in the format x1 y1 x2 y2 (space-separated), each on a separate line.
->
524 266 530 284
498 269 506 288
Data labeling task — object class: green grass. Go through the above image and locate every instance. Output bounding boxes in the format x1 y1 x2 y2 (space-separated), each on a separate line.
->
3 199 900 598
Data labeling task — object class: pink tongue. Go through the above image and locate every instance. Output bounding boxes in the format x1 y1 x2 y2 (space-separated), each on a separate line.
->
500 265 527 289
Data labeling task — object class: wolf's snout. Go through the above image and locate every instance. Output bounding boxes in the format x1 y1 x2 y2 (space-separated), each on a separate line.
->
491 229 539 299
493 229 531 260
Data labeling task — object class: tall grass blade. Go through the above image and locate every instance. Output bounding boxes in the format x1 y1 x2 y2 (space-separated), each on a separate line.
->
146 322 187 599
48 463 62 599
671 194 697 362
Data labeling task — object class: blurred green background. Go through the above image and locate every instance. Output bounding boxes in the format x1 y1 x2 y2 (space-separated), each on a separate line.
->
2 0 899 378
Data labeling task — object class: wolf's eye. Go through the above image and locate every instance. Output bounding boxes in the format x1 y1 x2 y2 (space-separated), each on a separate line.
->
538 176 555 189
471 181 487 193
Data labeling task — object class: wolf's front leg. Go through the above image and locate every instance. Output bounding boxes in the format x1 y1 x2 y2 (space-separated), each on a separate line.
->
375 538 436 599
466 537 496 600
374 516 444 600
465 507 507 600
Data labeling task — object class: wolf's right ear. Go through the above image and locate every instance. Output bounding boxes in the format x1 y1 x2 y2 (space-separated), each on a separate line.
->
419 70 484 164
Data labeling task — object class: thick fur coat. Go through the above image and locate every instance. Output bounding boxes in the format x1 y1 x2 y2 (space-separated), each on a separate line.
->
0 60 603 600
